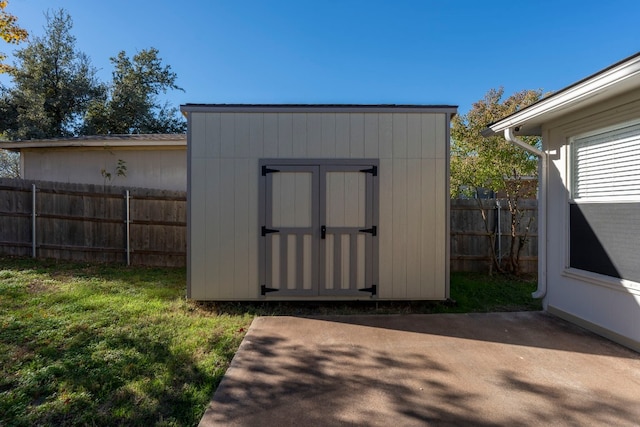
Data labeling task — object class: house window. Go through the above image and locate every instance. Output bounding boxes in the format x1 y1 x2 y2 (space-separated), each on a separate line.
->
569 121 640 282
571 121 640 200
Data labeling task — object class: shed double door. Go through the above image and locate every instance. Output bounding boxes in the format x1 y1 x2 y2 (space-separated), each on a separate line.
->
260 161 378 297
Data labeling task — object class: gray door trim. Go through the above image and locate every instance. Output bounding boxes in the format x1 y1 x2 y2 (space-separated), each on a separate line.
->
318 164 377 296
259 159 379 298
260 164 319 296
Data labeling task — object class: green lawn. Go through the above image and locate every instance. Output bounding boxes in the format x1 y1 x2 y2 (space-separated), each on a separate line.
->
205 272 541 316
0 257 251 427
0 257 540 426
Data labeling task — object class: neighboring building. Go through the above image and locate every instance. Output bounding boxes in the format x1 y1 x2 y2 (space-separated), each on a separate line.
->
0 134 186 191
180 104 457 301
486 52 640 352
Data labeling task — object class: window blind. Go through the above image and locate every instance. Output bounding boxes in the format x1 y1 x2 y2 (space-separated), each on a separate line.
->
572 122 640 199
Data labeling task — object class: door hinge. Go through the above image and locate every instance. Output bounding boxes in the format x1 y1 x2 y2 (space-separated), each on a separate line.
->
261 226 279 236
261 284 279 295
359 284 377 296
358 225 377 236
360 166 377 176
262 166 280 176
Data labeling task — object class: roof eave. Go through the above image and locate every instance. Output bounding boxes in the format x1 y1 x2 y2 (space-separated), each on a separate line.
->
0 140 186 150
180 103 458 115
0 134 186 150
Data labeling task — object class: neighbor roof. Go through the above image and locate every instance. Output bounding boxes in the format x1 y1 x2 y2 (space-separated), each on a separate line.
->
485 52 640 136
0 134 186 150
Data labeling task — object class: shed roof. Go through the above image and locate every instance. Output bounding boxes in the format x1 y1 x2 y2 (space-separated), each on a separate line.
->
485 52 640 136
0 134 186 150
180 104 458 114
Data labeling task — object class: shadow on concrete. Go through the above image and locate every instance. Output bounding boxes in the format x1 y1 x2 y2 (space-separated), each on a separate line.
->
206 335 492 426
317 311 640 359
200 313 640 426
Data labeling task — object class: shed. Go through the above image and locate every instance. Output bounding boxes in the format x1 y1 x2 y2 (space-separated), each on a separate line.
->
0 134 187 191
180 104 457 300
486 52 640 352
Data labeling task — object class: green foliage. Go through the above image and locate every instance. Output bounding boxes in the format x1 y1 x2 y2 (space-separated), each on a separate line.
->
0 9 184 139
0 0 28 73
451 88 545 274
1 9 104 139
0 83 17 130
451 88 543 198
0 148 19 177
82 48 186 135
100 157 127 186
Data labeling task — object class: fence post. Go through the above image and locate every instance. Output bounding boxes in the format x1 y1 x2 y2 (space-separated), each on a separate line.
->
496 199 502 263
125 190 131 266
32 183 37 258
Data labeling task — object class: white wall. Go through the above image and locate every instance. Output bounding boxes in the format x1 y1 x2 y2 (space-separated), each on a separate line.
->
543 88 640 350
188 109 453 300
22 147 186 191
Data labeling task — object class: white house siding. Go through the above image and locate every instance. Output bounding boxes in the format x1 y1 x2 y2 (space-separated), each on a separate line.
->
186 107 454 300
544 88 640 350
20 147 186 191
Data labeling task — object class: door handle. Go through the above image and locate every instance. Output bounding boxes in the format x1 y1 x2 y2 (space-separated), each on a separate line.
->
321 225 326 239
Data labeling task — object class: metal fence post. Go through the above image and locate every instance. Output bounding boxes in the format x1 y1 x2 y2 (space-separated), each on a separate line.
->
32 183 37 258
125 190 131 266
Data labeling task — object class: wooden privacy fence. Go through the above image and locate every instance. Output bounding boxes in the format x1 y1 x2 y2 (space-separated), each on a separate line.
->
0 178 536 272
0 178 186 267
450 199 538 274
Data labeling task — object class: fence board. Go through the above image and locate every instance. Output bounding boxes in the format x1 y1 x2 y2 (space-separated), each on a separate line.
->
450 199 538 273
0 178 186 267
0 179 536 272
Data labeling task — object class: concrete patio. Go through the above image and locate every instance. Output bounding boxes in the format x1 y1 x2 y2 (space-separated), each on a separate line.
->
199 311 640 426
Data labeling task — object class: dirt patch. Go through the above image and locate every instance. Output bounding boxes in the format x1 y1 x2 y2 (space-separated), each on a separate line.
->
26 279 57 294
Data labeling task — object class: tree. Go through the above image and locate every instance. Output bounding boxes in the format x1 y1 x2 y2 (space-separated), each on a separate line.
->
1 9 104 139
0 0 28 73
82 48 185 134
0 0 26 175
451 88 544 275
0 149 19 177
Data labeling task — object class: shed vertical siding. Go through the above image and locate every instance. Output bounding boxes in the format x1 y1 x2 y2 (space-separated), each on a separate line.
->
218 159 236 299
292 114 307 157
350 114 365 157
406 158 422 297
391 158 408 298
378 158 393 297
364 114 379 158
205 158 221 300
421 158 437 297
234 159 251 297
189 155 206 299
186 107 453 300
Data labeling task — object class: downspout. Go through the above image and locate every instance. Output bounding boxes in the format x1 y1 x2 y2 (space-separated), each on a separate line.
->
504 128 547 299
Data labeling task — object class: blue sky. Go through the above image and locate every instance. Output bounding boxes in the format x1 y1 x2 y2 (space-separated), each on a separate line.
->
2 0 639 115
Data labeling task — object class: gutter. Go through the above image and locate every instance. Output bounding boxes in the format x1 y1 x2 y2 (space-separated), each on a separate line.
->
503 128 547 299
